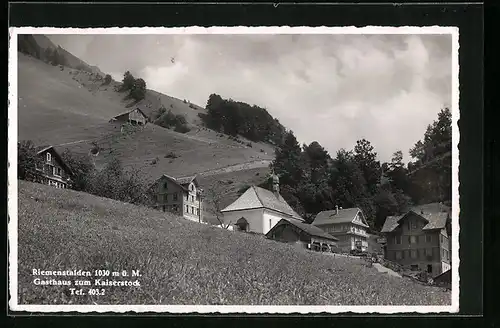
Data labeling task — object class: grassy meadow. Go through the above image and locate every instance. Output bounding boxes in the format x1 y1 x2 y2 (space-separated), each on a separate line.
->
17 181 451 306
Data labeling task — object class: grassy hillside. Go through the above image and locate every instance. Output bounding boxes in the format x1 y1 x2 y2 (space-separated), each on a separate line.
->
18 53 126 145
61 123 273 182
17 180 451 305
18 49 275 175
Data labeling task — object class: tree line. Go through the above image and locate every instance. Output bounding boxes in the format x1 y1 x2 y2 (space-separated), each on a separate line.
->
261 108 452 230
18 34 68 67
200 94 287 145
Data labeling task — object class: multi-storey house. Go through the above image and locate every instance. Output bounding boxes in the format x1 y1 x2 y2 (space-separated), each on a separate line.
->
35 146 73 189
312 206 370 252
380 203 451 277
150 174 203 222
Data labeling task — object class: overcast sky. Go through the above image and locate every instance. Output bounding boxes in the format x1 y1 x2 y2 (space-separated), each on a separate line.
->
47 33 452 163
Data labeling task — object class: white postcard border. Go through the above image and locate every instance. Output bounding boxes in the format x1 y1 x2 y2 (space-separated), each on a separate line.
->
8 25 460 314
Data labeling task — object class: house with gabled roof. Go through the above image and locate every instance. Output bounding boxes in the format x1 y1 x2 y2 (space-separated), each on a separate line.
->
380 203 451 277
149 174 203 222
109 107 148 126
35 145 73 189
220 173 304 234
266 218 339 252
312 206 370 252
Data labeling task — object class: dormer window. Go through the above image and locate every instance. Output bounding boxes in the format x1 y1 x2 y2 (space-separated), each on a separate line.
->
46 153 51 162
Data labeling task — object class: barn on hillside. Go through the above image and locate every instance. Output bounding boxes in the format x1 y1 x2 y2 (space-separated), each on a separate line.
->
109 108 148 126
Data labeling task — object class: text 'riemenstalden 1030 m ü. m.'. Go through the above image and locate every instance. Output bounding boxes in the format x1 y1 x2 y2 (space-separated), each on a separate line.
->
32 269 93 277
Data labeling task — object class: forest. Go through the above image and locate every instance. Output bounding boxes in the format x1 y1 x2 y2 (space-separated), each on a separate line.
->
259 107 452 230
200 93 287 146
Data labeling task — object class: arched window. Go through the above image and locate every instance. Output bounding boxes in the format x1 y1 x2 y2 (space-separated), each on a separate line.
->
235 217 249 232
46 152 51 162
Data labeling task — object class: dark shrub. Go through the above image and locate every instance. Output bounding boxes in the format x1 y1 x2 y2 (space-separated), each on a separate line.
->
165 152 179 159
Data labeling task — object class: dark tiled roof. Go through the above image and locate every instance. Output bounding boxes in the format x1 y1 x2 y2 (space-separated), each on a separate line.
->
312 208 368 227
151 174 197 192
381 203 450 233
380 215 402 233
176 175 197 186
221 186 303 220
267 219 339 242
112 108 148 120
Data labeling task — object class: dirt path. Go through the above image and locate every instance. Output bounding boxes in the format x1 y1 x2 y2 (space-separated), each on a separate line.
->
197 159 272 177
55 139 94 147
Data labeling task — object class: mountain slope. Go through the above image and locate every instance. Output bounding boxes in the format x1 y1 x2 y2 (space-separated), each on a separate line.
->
17 180 451 306
17 49 274 178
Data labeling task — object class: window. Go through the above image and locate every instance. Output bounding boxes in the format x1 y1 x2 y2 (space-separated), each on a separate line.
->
53 167 62 176
410 235 417 244
427 264 433 273
163 182 168 190
186 205 189 213
46 153 51 162
444 249 449 261
411 249 417 259
411 220 418 230
395 236 402 245
426 235 432 243
395 251 402 260
407 220 411 230
196 208 199 216
425 248 432 257
269 219 272 228
173 193 178 201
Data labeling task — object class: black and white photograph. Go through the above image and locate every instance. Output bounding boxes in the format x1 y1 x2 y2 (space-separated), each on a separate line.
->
8 26 459 313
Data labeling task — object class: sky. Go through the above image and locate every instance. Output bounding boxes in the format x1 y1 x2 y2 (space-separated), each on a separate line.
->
47 32 453 163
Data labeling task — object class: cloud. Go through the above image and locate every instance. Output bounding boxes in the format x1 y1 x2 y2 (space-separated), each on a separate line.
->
47 32 452 163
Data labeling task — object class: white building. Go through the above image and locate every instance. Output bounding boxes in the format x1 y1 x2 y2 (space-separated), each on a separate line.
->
220 174 304 234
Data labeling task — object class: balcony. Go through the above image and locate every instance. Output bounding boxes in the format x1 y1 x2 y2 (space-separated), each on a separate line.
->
348 227 368 237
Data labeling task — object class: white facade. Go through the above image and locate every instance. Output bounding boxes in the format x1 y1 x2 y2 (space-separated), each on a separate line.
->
222 208 288 234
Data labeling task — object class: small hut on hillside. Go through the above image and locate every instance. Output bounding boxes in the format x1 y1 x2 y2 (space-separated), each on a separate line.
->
109 108 148 126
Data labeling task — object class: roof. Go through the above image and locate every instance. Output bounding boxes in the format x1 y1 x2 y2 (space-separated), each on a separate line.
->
220 186 303 221
267 219 339 242
380 215 401 233
175 175 197 186
381 203 450 233
433 269 451 283
112 107 148 120
151 174 198 192
312 208 368 227
36 145 74 176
